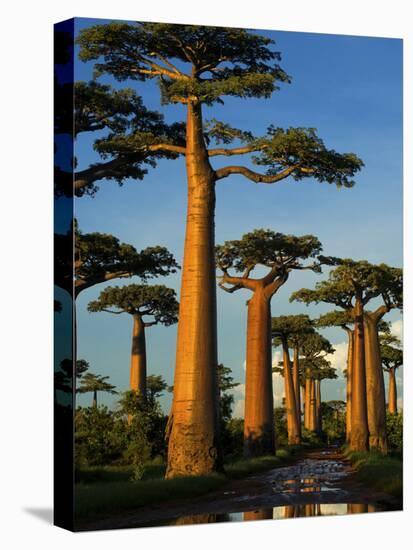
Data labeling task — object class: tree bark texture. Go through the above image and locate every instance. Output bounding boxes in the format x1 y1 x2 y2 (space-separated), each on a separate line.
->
293 347 302 430
345 328 354 443
308 378 317 432
243 289 275 456
388 368 397 414
304 373 312 430
166 102 221 477
364 312 388 452
282 339 300 444
316 379 322 433
349 297 369 451
130 314 147 396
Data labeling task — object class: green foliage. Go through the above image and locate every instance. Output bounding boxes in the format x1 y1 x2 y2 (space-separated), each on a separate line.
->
291 259 403 311
76 22 290 104
321 401 346 442
88 284 179 326
252 126 363 188
75 406 125 467
77 373 117 403
271 314 315 349
221 418 244 460
386 412 403 452
118 391 169 462
274 407 288 446
380 333 403 371
344 449 402 499
216 229 322 274
75 473 226 521
146 374 172 407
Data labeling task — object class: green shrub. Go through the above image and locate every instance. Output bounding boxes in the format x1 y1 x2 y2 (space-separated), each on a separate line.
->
386 412 403 452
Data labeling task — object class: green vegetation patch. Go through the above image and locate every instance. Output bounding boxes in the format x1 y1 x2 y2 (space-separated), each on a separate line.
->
344 449 402 499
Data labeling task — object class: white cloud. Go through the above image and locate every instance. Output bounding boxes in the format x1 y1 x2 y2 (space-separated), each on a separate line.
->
325 341 349 374
390 319 403 343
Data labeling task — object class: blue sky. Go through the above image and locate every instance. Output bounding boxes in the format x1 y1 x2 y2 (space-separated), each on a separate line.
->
59 18 403 412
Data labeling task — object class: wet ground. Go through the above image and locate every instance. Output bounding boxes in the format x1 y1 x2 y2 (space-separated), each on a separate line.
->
78 448 402 530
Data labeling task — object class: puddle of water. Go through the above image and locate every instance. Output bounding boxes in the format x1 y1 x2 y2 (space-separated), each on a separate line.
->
142 503 384 527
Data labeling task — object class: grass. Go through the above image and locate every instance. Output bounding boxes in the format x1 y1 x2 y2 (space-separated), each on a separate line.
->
75 446 299 522
344 448 403 499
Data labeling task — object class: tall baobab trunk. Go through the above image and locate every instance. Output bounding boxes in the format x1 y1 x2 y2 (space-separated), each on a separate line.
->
308 378 317 432
301 385 306 426
349 296 369 452
282 338 300 444
344 327 354 443
304 371 312 429
388 368 397 414
316 379 322 433
244 509 273 521
364 310 388 453
293 347 301 429
166 102 221 478
130 314 147 396
92 390 97 408
243 288 275 456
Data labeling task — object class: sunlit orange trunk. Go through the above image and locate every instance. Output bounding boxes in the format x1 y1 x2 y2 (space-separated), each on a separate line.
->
244 289 275 456
282 339 300 444
166 102 221 478
344 328 354 443
349 297 369 452
293 347 302 430
244 509 273 521
388 368 397 414
316 379 322 433
304 371 311 429
308 378 317 432
364 312 388 452
130 314 147 396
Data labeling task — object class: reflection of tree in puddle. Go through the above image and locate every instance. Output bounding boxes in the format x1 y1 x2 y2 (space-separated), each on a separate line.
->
243 509 273 521
174 514 219 525
347 504 376 514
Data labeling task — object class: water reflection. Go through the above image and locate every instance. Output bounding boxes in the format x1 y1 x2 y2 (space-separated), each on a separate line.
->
165 503 379 526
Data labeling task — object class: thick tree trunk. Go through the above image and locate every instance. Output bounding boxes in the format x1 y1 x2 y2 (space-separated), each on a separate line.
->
92 390 97 408
130 314 147 396
316 379 322 433
388 368 397 414
166 102 221 478
304 372 312 430
349 297 369 452
344 328 354 443
364 312 388 452
293 347 301 429
308 378 317 432
282 339 300 444
243 289 275 456
244 509 273 521
301 386 306 425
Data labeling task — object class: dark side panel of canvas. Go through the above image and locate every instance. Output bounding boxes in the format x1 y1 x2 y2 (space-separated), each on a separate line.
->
54 18 75 532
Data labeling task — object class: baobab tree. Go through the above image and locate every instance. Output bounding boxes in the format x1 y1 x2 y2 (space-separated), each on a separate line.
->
55 222 178 298
271 314 316 443
271 314 314 427
298 332 335 433
311 358 337 433
77 372 117 407
380 333 403 414
77 22 363 476
88 284 178 397
216 230 321 455
291 259 402 452
317 310 354 441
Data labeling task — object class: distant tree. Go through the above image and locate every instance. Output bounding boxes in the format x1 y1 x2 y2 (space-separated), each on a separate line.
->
271 314 315 442
77 372 117 407
217 230 321 455
217 364 240 422
146 374 171 407
291 259 402 452
77 22 363 477
380 333 403 414
88 284 178 397
54 359 90 395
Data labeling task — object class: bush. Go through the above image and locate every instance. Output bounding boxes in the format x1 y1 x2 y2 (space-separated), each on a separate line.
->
386 412 403 452
274 407 288 446
221 417 244 459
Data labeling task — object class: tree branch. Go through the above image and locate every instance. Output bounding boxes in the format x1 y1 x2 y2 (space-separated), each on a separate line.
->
214 164 299 183
208 145 262 158
146 143 186 155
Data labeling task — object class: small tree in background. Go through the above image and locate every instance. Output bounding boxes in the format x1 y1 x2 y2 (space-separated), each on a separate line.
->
271 314 315 443
291 259 402 452
380 333 403 415
88 284 178 398
216 229 322 456
77 372 117 408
